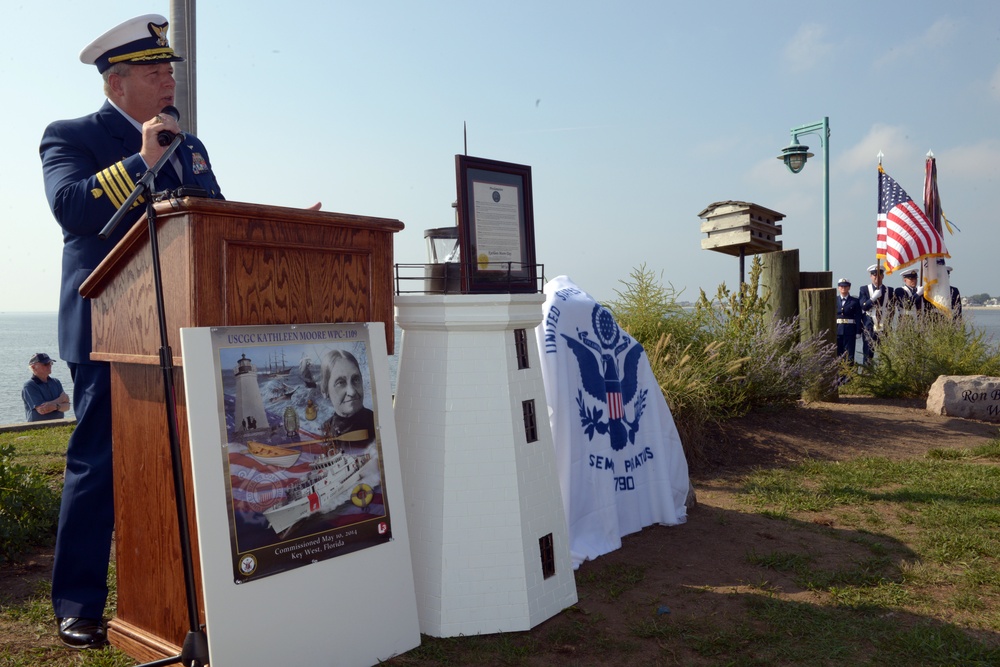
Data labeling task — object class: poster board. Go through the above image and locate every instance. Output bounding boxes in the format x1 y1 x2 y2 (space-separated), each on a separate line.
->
180 322 419 666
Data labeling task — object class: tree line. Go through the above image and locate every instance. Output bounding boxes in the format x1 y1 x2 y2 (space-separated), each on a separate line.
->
966 293 994 305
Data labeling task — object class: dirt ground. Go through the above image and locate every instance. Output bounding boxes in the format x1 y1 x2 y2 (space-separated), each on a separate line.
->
691 395 998 475
562 395 1000 664
2 396 998 664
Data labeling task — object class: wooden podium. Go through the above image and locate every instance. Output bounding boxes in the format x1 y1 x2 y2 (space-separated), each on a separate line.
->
79 198 402 662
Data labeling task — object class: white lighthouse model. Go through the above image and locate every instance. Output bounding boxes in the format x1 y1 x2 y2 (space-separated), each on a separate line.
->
393 293 578 638
233 353 269 434
393 160 577 637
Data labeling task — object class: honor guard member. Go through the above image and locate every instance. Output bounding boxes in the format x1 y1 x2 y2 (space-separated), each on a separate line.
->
40 14 223 649
895 269 924 315
858 264 895 366
835 278 863 365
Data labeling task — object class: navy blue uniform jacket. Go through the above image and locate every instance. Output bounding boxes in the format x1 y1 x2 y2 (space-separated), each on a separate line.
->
40 100 223 364
836 295 863 336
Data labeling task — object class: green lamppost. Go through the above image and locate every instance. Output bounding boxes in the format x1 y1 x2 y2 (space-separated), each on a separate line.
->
777 117 830 271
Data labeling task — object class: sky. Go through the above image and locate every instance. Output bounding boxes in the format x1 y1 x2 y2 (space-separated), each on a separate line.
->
3 1 999 313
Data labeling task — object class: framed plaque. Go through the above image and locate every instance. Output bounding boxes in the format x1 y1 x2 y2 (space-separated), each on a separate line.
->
455 155 537 293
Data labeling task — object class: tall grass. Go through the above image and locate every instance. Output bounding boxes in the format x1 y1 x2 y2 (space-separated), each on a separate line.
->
854 310 1000 398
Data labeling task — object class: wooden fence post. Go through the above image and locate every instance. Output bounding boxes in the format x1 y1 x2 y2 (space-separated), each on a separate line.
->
761 249 800 323
799 287 838 401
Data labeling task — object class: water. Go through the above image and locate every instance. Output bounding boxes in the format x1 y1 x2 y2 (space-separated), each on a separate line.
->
2 310 998 426
966 307 1000 341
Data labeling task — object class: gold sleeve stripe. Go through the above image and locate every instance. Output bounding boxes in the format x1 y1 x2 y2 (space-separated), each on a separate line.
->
98 162 132 207
96 162 144 210
106 162 135 202
95 169 124 208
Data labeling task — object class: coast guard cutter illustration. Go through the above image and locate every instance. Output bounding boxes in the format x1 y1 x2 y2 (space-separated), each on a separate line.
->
262 443 377 535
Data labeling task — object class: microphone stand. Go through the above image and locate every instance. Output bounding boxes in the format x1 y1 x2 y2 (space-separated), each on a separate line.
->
100 133 210 667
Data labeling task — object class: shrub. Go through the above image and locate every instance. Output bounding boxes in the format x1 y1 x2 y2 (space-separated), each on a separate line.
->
607 265 737 454
854 311 1000 398
606 264 702 347
644 335 745 453
692 256 839 414
0 442 60 564
608 258 839 460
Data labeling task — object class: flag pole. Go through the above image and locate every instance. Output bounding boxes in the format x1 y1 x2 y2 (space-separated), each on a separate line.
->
921 150 935 286
876 151 884 272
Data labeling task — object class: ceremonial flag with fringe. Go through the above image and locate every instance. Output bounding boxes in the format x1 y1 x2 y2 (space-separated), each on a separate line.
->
876 165 948 276
921 155 953 315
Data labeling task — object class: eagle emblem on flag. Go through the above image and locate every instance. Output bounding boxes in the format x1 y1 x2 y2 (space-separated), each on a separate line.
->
562 305 647 451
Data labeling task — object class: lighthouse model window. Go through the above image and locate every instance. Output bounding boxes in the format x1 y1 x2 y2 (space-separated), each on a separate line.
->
455 155 538 293
522 399 538 443
539 533 555 579
514 328 530 369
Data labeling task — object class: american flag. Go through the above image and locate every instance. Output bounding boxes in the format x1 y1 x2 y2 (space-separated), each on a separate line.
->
876 166 948 276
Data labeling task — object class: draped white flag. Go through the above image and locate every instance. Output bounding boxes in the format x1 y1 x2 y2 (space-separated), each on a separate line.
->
535 276 689 569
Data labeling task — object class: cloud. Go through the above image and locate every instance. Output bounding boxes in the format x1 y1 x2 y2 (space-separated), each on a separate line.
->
874 17 959 69
937 141 1000 180
784 23 834 73
838 124 921 174
837 127 999 188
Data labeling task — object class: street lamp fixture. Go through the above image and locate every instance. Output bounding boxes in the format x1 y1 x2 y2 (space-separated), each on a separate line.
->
778 143 814 174
776 117 830 271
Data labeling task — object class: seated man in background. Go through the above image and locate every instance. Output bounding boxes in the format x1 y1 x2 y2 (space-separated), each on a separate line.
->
22 352 70 422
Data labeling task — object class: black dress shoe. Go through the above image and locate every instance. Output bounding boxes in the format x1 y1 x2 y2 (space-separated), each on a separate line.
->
57 617 108 649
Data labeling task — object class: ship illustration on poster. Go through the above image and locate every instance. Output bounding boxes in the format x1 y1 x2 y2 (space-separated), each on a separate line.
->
259 350 292 378
262 445 377 534
267 382 296 403
246 440 300 468
299 356 317 388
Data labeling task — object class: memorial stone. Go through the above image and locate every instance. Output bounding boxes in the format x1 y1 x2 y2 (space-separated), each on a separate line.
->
926 375 1000 422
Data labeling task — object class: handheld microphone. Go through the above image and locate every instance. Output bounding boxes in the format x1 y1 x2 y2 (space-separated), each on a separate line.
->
157 106 180 146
